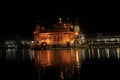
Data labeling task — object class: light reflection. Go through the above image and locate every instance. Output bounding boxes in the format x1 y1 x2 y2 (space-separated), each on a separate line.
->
88 49 91 59
97 48 100 58
2 47 120 62
75 50 81 69
34 50 83 67
81 49 85 60
34 49 82 79
91 48 94 58
106 48 110 58
60 71 64 80
0 47 120 80
6 48 16 60
29 49 35 60
76 50 79 63
3 48 34 61
46 50 52 66
117 48 120 59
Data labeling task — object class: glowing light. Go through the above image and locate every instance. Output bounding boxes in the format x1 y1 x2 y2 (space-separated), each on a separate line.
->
67 39 69 42
47 52 51 65
46 39 50 44
31 41 34 44
76 50 79 62
59 17 62 23
75 32 78 35
71 25 73 29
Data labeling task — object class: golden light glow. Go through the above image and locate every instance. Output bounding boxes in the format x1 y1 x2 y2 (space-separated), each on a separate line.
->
67 39 69 42
76 50 79 63
46 39 50 44
33 17 82 46
47 51 51 66
75 32 78 35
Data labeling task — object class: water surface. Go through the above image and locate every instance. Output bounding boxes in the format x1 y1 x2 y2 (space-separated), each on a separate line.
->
0 48 120 80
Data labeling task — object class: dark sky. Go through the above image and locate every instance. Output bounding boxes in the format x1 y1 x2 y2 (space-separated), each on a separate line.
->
0 1 120 37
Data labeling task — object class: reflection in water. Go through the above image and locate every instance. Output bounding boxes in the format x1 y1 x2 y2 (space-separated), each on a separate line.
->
34 50 82 67
0 47 120 80
34 49 81 80
1 48 119 61
116 48 119 58
0 48 34 61
0 48 38 80
6 48 16 60
33 48 120 80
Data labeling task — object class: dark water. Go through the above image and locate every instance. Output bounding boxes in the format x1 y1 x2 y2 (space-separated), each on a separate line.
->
0 48 38 80
0 48 120 80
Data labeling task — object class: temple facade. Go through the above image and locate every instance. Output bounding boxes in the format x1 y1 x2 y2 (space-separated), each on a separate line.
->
32 18 120 50
33 18 85 47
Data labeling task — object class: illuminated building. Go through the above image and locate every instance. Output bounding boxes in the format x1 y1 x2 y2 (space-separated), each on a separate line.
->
33 18 85 47
33 18 120 49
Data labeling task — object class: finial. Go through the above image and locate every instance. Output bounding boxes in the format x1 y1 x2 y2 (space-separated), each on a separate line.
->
59 17 62 23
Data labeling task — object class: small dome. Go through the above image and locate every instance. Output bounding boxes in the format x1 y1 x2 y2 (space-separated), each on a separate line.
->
74 25 80 32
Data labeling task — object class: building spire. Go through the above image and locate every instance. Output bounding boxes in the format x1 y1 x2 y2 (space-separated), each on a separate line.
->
59 17 62 23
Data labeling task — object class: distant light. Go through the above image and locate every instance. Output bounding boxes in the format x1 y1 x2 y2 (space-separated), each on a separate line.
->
31 41 34 43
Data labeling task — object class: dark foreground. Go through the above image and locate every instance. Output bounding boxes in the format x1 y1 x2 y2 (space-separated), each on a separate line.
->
0 60 38 80
80 58 120 80
0 58 120 80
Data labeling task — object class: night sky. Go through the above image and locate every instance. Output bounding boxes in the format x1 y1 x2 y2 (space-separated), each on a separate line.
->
0 1 120 37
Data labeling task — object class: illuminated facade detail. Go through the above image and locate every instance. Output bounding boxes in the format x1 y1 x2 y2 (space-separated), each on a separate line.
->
33 18 120 49
74 25 80 32
33 18 83 47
